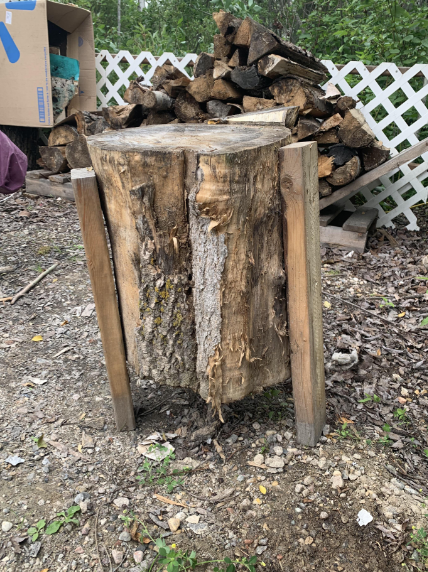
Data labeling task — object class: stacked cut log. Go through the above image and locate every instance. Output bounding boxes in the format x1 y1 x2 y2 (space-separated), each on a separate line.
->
38 10 390 196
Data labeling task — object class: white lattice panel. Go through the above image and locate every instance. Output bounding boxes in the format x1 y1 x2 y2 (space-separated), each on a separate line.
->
95 53 428 229
95 51 197 108
322 60 428 230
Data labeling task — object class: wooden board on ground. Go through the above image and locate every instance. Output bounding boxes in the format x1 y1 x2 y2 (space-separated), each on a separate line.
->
319 224 368 253
71 169 136 431
25 174 75 201
319 138 428 210
319 204 344 227
342 206 378 233
279 141 326 447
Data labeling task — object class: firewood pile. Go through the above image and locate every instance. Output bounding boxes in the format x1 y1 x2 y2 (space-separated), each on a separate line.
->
38 11 390 200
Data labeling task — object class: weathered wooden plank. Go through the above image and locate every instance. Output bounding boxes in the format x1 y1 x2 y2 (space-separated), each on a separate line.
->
319 204 344 227
319 138 428 210
25 176 75 201
319 224 367 253
279 141 326 447
342 206 378 233
71 168 136 432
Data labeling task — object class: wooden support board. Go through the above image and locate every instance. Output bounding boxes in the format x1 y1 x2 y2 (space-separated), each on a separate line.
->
280 142 326 446
319 204 344 227
319 138 428 210
319 224 368 253
25 171 74 201
71 168 135 431
342 206 378 233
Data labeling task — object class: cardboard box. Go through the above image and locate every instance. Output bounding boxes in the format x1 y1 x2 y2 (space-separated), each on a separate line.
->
0 0 96 127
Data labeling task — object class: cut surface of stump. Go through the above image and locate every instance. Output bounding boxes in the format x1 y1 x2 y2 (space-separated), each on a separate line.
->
87 124 291 412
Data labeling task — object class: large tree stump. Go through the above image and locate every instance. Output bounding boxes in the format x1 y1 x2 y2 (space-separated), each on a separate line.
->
87 124 291 414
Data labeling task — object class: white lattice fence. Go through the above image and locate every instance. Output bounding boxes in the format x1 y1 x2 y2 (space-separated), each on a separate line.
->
95 52 428 229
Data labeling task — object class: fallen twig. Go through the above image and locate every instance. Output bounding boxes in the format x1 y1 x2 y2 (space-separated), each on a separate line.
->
1 297 12 303
11 262 59 305
95 509 102 572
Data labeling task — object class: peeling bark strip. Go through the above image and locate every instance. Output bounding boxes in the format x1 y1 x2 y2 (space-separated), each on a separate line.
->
87 124 292 412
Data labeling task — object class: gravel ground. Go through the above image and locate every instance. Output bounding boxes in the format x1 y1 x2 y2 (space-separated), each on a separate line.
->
0 191 428 572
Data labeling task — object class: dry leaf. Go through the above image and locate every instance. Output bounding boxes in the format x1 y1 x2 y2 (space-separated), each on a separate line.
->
79 413 86 420
323 301 331 309
397 312 406 318
259 485 267 495
78 444 83 453
130 520 140 542
142 537 151 544
338 416 354 424
253 498 262 505
376 348 382 356
213 439 225 462
32 335 43 342
60 320 68 326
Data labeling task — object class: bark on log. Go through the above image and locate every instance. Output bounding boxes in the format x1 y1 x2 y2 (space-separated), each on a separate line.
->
258 54 326 83
141 91 175 111
174 92 209 123
297 117 320 140
314 129 339 145
162 78 191 98
319 179 332 197
230 65 272 91
194 52 215 78
70 109 107 136
361 142 390 171
151 64 187 90
326 144 357 167
228 47 249 68
211 79 242 101
48 125 79 147
213 61 233 81
242 96 277 113
102 104 143 130
65 135 92 169
326 155 362 186
338 108 375 148
186 72 215 103
214 34 234 59
87 124 291 410
270 78 332 118
318 155 334 178
206 100 235 118
39 145 68 173
319 113 343 132
213 10 242 42
124 81 149 105
334 96 357 116
145 111 177 125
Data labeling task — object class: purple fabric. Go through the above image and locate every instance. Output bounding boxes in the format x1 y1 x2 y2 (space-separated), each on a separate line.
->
0 131 28 194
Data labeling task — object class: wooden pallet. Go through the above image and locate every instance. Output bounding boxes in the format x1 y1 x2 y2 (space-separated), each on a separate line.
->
319 205 378 253
25 170 74 201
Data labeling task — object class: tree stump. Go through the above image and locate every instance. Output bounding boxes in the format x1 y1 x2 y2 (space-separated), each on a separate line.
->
87 124 291 415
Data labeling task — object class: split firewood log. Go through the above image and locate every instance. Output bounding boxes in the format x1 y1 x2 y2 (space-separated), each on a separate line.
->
206 100 236 118
150 64 188 90
145 111 177 125
211 79 242 101
214 34 234 59
102 104 143 130
258 54 326 84
318 155 334 178
314 129 340 145
360 141 390 171
270 78 332 117
141 91 175 111
228 47 249 68
213 61 233 81
319 179 332 197
213 10 242 42
230 65 272 91
39 145 68 173
186 71 215 103
326 144 357 167
174 92 209 123
124 81 149 105
338 109 376 148
194 52 215 78
297 117 320 140
162 78 191 98
334 96 357 116
48 125 79 147
242 96 276 113
65 135 92 169
326 155 362 186
319 113 343 132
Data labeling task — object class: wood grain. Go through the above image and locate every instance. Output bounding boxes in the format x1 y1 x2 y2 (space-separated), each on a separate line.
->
25 175 75 201
71 168 135 431
280 141 326 446
319 224 368 253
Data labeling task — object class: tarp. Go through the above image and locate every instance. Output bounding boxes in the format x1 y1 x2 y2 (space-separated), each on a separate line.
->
0 130 28 193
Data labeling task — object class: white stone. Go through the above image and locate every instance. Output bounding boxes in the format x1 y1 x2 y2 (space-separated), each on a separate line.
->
2 521 12 532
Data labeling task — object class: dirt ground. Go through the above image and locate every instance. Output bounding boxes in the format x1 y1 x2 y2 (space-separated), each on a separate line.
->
1 191 428 572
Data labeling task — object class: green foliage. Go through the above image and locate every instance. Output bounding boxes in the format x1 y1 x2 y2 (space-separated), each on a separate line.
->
410 527 428 563
394 407 409 423
379 297 395 309
31 434 47 449
378 423 392 446
136 444 190 493
358 393 381 403
27 519 46 542
45 506 81 535
337 422 351 439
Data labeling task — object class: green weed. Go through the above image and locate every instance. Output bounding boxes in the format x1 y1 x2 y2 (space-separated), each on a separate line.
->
45 505 81 535
136 444 189 493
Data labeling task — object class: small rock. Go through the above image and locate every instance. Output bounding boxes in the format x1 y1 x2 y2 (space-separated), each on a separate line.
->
187 522 208 535
256 546 267 555
5 456 25 466
226 434 238 446
253 454 264 465
2 521 12 532
113 497 130 508
74 492 90 504
273 446 283 456
320 512 329 520
79 500 90 514
303 476 314 486
119 531 131 542
186 515 200 524
265 456 284 469
318 458 327 470
240 499 251 509
391 478 405 490
304 536 313 545
252 422 261 431
81 523 91 535
331 470 344 489
112 549 124 564
29 541 42 558
295 484 304 494
134 551 144 564
322 425 330 436
259 538 268 546
168 518 180 532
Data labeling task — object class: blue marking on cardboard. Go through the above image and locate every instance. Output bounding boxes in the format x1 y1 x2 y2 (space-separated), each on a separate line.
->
0 22 20 63
50 53 80 81
7 1 37 10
